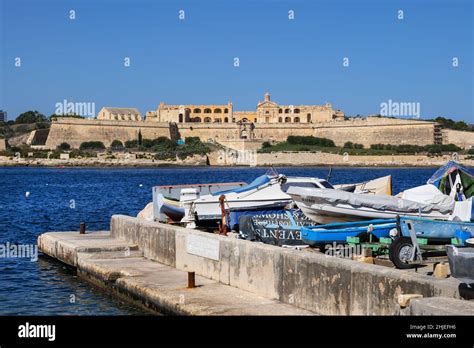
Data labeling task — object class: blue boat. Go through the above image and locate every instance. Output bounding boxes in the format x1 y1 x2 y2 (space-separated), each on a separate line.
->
301 219 396 246
398 216 474 243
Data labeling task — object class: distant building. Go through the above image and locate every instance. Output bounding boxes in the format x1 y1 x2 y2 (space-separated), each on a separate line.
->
97 107 142 121
144 92 344 124
0 110 7 123
255 93 345 124
147 102 233 123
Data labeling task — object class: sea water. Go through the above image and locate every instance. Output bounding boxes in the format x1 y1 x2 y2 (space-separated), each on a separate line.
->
0 166 439 314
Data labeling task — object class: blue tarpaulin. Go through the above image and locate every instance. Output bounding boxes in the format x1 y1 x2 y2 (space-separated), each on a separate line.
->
427 161 474 199
427 161 474 186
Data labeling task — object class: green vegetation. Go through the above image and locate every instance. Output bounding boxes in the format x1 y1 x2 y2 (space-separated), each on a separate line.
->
259 136 337 153
68 149 97 158
429 117 472 131
57 142 71 151
110 140 124 150
343 142 364 149
124 139 138 148
15 110 47 124
153 137 211 160
49 114 85 121
120 136 211 160
370 143 461 154
259 136 465 156
0 144 98 159
138 129 143 146
79 141 106 151
125 136 174 150
1 110 50 140
287 136 336 147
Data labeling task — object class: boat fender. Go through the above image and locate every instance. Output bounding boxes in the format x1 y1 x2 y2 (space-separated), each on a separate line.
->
389 228 398 238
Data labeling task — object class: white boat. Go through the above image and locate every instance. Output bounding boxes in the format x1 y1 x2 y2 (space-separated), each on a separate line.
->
181 174 392 229
288 161 474 224
287 185 472 224
182 174 335 228
152 181 246 222
334 175 392 196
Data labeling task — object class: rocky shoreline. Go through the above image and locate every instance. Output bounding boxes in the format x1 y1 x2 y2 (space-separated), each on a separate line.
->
1 153 473 168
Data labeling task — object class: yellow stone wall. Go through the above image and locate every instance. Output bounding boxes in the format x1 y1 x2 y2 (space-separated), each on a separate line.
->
44 116 441 150
97 107 142 121
44 118 169 149
443 129 474 149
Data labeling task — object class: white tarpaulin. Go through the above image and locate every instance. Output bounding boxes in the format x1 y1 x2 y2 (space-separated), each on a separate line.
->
400 184 455 208
287 186 455 214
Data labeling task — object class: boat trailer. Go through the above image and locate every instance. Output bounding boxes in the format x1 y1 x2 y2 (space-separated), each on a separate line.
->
345 218 454 269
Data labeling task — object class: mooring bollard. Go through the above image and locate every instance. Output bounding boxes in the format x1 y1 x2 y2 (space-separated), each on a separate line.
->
79 222 86 234
187 272 195 288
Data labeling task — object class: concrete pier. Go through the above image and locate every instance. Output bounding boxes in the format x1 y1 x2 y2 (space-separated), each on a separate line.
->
38 215 474 315
38 231 312 315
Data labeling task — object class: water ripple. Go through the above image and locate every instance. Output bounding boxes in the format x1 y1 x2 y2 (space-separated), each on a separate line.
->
0 166 447 314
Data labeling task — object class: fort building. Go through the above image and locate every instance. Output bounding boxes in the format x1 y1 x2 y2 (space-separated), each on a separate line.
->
145 102 233 123
254 92 344 123
36 92 473 151
97 107 142 121
142 93 344 124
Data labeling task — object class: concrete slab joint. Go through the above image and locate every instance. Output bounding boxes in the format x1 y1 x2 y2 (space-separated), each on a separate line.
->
37 215 474 315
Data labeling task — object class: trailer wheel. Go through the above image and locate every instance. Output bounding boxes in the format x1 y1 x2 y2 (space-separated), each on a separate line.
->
389 237 416 269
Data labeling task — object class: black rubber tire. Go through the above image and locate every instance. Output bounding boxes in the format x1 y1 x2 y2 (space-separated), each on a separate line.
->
389 237 416 269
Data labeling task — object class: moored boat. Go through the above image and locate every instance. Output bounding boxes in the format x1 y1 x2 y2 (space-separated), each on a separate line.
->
287 161 474 224
181 173 395 229
287 185 463 224
181 174 335 228
152 181 246 222
159 197 185 222
334 175 392 196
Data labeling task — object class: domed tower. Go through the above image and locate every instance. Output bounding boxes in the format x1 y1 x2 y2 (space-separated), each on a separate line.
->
264 92 270 102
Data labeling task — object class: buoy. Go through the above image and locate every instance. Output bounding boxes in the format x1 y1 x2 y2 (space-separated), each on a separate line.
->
139 184 143 187
25 191 30 198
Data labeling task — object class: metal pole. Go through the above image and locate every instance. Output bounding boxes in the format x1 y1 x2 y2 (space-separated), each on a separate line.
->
187 272 195 288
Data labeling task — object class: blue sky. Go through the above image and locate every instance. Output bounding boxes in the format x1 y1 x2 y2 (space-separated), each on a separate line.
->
1 0 473 122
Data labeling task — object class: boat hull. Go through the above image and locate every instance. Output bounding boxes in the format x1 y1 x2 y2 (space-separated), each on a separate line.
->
161 199 185 221
238 209 314 246
301 219 396 245
194 200 292 228
298 202 449 224
398 216 474 242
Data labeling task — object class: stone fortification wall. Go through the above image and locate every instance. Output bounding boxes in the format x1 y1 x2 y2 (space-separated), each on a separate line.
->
44 117 438 150
45 118 169 149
